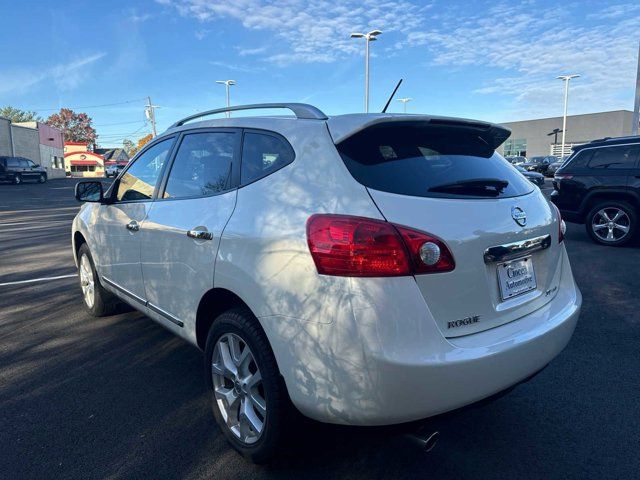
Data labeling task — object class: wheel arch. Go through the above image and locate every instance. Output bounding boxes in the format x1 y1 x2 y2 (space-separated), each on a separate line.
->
580 190 639 217
73 231 87 266
195 288 260 350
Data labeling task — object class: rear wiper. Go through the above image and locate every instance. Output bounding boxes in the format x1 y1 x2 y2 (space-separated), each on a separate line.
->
428 178 509 195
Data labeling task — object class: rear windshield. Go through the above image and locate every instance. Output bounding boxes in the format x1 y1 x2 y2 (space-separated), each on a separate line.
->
337 125 533 199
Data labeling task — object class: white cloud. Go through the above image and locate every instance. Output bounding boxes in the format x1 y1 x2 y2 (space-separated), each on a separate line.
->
0 52 106 95
237 46 267 56
210 60 264 73
156 0 430 65
405 1 640 119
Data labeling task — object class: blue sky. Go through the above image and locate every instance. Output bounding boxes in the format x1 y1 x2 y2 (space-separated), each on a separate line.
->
0 0 638 147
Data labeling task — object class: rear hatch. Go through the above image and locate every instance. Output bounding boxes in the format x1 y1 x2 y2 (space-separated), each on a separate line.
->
331 117 562 337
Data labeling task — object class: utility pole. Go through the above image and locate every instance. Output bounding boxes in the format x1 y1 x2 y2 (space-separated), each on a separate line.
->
557 74 580 158
216 80 237 118
397 97 412 113
633 40 640 136
145 96 159 137
350 30 383 113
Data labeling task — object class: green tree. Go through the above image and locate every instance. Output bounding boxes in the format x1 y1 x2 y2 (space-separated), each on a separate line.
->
45 108 97 146
0 106 43 123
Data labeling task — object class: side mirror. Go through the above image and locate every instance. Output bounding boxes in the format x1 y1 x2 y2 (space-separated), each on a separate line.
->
75 181 104 203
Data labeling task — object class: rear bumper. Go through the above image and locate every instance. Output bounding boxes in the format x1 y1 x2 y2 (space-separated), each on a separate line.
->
264 248 581 426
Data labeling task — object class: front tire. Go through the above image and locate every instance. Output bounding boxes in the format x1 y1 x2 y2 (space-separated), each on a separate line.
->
77 243 121 316
586 201 636 246
204 309 288 463
38 173 47 183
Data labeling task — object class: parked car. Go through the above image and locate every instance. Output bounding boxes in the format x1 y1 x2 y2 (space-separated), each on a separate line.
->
551 135 640 246
0 156 47 184
105 164 125 178
72 103 581 463
506 155 527 166
546 157 567 177
515 165 545 187
523 156 556 174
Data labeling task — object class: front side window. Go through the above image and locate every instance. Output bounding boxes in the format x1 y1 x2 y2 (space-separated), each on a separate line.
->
241 132 295 185
163 132 236 199
587 145 639 169
117 138 173 201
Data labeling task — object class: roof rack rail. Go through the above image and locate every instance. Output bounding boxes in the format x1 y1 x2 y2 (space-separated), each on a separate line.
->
169 103 328 128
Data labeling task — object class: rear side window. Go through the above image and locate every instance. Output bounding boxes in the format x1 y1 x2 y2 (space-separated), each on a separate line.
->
6 158 20 167
164 132 236 199
337 125 533 198
587 145 639 169
241 132 294 185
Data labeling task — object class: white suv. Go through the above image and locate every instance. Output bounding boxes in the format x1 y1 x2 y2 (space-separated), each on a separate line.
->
72 103 581 462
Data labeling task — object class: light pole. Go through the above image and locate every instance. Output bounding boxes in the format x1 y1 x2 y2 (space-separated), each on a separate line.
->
557 74 580 158
216 80 236 118
397 97 412 113
350 30 382 113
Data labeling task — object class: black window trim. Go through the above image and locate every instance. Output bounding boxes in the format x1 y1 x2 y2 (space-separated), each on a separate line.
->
156 127 242 203
106 135 178 204
563 142 640 174
238 128 296 188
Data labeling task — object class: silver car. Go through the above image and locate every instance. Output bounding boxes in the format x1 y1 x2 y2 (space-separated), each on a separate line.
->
72 103 581 463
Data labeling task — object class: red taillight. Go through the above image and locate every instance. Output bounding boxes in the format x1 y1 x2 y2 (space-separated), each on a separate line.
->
551 203 566 243
306 214 455 277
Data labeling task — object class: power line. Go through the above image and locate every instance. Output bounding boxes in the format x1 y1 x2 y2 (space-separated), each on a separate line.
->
94 119 148 127
29 97 147 113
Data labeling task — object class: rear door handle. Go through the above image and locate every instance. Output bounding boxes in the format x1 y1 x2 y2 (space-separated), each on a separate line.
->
187 228 213 240
126 220 140 232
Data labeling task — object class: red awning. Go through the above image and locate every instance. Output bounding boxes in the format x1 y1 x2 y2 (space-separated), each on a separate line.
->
70 160 99 166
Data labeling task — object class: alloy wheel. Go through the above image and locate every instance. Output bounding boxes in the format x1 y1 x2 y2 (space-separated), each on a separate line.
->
79 254 95 308
591 207 630 242
211 333 266 445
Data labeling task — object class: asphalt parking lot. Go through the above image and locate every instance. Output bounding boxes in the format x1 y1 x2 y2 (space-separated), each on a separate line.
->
1 178 639 480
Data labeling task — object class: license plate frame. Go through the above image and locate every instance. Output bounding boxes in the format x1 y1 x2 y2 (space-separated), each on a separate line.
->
497 256 537 301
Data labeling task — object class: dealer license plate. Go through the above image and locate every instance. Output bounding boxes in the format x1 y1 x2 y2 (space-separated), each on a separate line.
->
497 256 537 300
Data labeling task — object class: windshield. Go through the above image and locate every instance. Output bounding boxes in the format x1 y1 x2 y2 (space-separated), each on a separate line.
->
529 156 545 163
337 124 534 199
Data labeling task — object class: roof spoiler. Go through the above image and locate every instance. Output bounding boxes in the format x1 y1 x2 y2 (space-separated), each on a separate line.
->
327 115 511 149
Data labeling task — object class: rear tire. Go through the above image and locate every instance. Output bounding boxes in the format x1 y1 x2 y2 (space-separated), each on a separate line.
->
204 309 289 464
13 174 21 185
585 201 636 246
77 243 121 316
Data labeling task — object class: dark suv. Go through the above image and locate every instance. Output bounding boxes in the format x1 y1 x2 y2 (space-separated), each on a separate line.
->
550 136 640 246
0 156 48 184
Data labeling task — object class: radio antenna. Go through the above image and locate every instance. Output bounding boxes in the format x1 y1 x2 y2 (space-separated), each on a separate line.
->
382 79 403 113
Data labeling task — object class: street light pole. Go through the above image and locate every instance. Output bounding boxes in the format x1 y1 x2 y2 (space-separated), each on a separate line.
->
397 97 412 113
557 74 580 157
350 30 382 113
216 80 237 118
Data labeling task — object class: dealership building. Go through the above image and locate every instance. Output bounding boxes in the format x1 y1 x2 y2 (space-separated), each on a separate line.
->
497 110 636 158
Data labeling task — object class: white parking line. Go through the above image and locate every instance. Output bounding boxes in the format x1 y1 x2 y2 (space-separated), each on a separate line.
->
0 274 77 287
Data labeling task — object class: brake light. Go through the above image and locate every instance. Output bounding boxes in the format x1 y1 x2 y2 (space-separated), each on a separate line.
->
551 203 566 243
306 214 455 277
554 174 573 181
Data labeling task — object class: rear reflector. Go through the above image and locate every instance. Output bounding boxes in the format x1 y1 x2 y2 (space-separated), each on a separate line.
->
306 214 455 277
551 203 566 243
